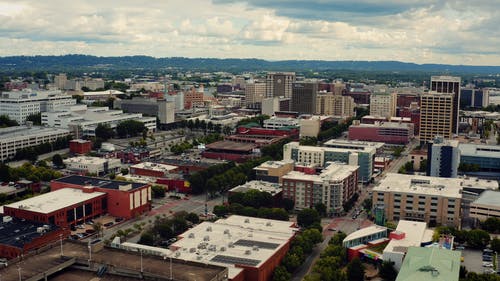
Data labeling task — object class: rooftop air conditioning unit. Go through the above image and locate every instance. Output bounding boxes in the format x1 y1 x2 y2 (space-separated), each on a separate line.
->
188 233 195 238
203 235 210 241
244 250 251 255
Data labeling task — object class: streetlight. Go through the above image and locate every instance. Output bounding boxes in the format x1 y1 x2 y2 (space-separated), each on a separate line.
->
59 234 63 256
163 254 173 280
88 240 92 266
140 250 143 273
17 264 21 281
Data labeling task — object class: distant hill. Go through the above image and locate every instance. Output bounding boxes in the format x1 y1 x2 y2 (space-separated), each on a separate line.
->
0 55 499 74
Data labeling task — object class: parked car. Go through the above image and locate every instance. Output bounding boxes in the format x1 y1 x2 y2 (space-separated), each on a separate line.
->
483 262 494 267
0 258 8 267
104 222 114 227
456 246 465 250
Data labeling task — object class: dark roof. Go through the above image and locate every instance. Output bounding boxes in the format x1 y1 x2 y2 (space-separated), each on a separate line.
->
0 216 59 249
54 175 145 190
205 141 256 152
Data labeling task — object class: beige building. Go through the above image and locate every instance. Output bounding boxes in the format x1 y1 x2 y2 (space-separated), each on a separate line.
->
370 92 397 118
315 93 355 117
470 190 500 221
253 160 294 184
299 117 321 138
373 173 462 227
266 72 295 98
245 80 266 108
419 91 454 142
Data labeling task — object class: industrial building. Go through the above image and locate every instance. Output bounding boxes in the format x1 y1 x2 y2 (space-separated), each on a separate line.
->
171 215 298 281
0 125 71 162
69 139 92 155
114 97 175 124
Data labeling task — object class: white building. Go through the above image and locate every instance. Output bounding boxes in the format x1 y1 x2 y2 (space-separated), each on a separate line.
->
0 125 71 161
370 92 397 118
263 117 299 129
63 156 121 176
0 90 76 124
245 80 266 108
41 105 156 137
228 180 282 196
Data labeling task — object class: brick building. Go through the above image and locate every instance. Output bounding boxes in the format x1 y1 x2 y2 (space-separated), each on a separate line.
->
69 139 92 155
129 162 178 178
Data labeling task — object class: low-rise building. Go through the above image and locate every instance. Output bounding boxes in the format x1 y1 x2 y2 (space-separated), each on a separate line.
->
253 160 294 184
459 143 500 171
129 162 178 178
114 97 175 124
282 163 359 215
69 139 92 155
0 125 71 162
228 181 282 204
426 137 460 178
396 247 461 281
348 121 414 144
470 190 500 221
263 117 299 129
171 215 298 281
64 156 121 176
372 173 463 227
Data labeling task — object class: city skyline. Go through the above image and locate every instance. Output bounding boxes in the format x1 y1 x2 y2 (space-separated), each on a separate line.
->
1 0 499 66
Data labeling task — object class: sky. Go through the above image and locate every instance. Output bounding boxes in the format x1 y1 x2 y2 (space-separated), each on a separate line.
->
0 0 499 65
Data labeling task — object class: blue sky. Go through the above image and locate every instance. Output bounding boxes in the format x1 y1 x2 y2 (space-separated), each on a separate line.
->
0 0 499 65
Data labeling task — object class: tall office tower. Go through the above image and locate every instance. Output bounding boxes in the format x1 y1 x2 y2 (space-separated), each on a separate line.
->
266 72 296 98
370 92 397 117
53 73 67 90
426 136 460 178
316 93 355 117
419 91 454 142
245 80 266 109
430 76 461 134
291 82 318 114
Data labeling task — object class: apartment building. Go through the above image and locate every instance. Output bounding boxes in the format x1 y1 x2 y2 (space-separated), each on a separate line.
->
419 91 454 142
245 80 266 109
282 163 359 215
426 136 460 178
370 92 397 118
315 93 355 117
430 76 461 134
348 121 414 144
372 173 462 227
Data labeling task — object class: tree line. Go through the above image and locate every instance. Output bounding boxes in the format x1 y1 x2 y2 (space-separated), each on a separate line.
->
13 136 73 162
138 211 199 246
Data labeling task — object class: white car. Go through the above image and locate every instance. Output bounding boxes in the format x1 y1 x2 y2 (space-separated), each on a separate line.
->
482 262 493 267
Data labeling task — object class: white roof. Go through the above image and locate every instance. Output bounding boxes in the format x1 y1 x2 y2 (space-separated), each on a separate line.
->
64 156 109 165
473 190 500 207
228 180 282 195
254 160 294 169
5 188 106 214
374 173 462 198
282 163 358 182
384 220 429 254
343 225 388 243
130 162 178 173
171 216 297 279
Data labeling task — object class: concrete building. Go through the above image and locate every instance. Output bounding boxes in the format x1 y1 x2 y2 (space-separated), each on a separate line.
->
266 72 296 98
396 247 461 281
419 91 454 142
261 97 291 116
426 137 460 178
282 163 359 215
245 80 266 109
299 116 321 138
323 139 385 154
171 215 298 281
460 87 487 108
315 93 355 117
114 97 175 124
50 175 151 220
373 173 462 227
383 220 434 270
291 82 318 114
0 125 71 162
342 225 388 248
284 142 375 182
430 76 461 134
470 190 500 221
53 73 67 90
253 160 295 184
228 180 282 202
348 121 414 144
3 188 107 227
129 162 178 178
63 156 121 176
458 143 500 171
42 105 156 137
263 117 299 129
0 90 76 124
370 92 397 118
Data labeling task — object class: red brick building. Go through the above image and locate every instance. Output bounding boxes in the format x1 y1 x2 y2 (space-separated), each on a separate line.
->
50 175 152 220
348 122 414 144
129 162 178 178
69 139 92 155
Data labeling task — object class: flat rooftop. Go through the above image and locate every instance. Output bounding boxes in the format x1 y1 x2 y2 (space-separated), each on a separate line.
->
5 188 106 214
171 215 297 279
473 190 500 207
288 141 377 154
323 139 385 150
229 180 282 195
350 122 413 129
343 225 388 243
130 162 178 172
459 143 500 158
205 140 257 152
374 173 462 198
64 156 110 165
0 216 59 248
396 247 461 281
384 220 433 254
254 160 294 169
53 175 146 190
0 126 70 139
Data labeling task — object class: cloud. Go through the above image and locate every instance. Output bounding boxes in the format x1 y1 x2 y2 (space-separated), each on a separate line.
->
0 0 498 65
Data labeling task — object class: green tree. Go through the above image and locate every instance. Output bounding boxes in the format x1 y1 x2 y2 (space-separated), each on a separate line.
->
282 198 295 211
282 252 302 272
490 238 500 253
314 203 327 217
116 120 146 138
0 115 19 128
185 213 200 224
297 208 321 229
362 198 373 211
419 159 428 172
272 265 291 281
346 257 365 281
466 229 490 249
95 123 115 140
151 185 166 198
52 154 64 168
138 231 155 246
26 112 42 125
379 260 398 281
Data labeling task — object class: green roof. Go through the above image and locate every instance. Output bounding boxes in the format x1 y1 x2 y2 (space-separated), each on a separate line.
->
396 247 461 281
240 122 260 128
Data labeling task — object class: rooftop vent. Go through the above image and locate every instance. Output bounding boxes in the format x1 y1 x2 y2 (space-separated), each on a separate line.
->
203 235 210 241
206 226 212 232
252 245 259 251
175 251 181 257
244 218 250 223
244 250 251 255
188 233 195 239
223 229 230 234
266 222 272 226
228 242 234 248
189 248 196 253
220 247 226 252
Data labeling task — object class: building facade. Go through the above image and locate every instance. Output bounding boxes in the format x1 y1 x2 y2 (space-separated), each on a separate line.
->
458 143 500 171
291 82 318 114
370 92 397 118
245 81 266 109
426 137 460 178
430 76 461 134
63 156 122 176
315 93 355 117
266 72 296 98
419 91 454 142
348 121 414 144
470 190 500 221
253 160 295 184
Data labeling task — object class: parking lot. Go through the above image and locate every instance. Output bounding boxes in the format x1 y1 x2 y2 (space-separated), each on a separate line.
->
70 215 124 240
461 248 498 274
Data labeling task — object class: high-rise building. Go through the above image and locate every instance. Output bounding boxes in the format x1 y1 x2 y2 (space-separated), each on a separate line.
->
426 136 460 178
370 92 397 117
460 87 487 108
266 72 295 98
315 93 355 117
245 80 266 109
291 82 318 114
53 73 67 90
419 91 454 142
430 76 461 134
